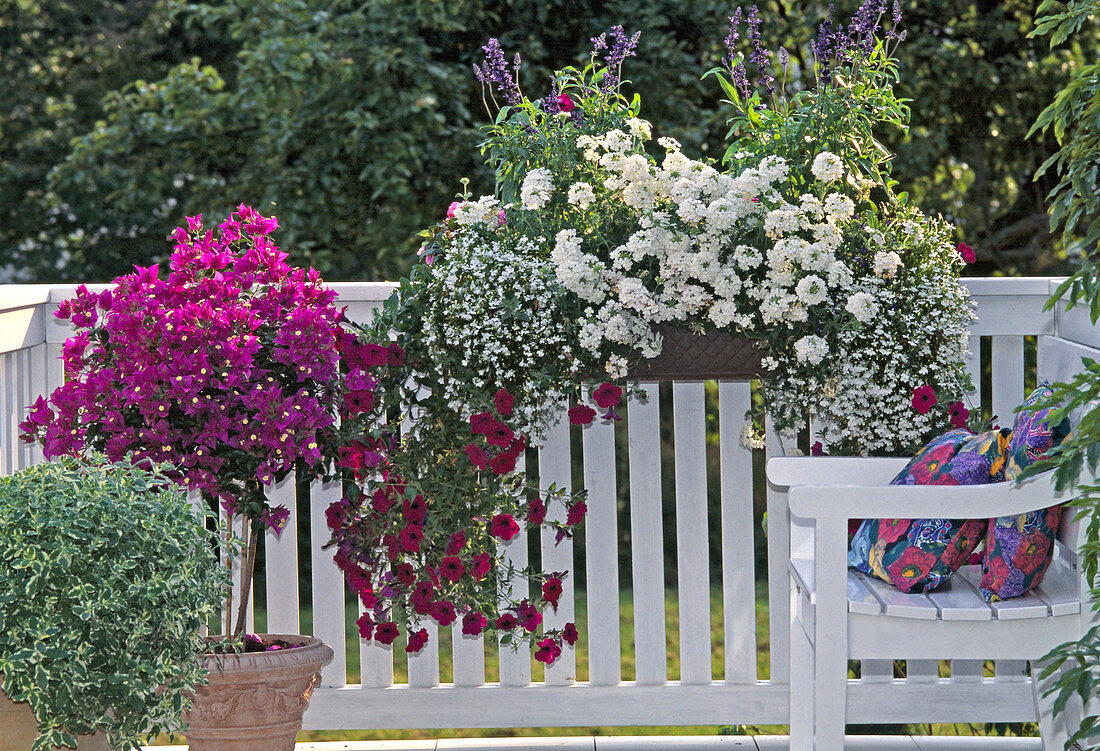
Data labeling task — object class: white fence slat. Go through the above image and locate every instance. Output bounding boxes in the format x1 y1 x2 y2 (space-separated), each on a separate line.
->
906 659 940 683
991 336 1025 429
994 660 1028 682
499 527 531 687
540 408 576 686
673 381 711 685
1 354 12 476
15 348 31 469
950 660 984 683
450 619 483 688
718 381 756 684
407 617 440 688
964 334 982 418
583 398 621 686
361 604 395 688
764 413 789 684
311 478 348 687
46 340 63 396
227 513 254 635
264 474 299 635
27 343 47 466
627 384 667 686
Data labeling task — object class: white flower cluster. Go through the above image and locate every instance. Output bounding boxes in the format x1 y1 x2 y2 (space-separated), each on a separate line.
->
811 151 844 183
431 122 973 455
419 234 577 438
521 168 554 210
765 221 975 454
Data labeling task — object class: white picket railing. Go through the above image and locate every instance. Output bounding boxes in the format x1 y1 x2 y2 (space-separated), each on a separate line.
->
0 277 1095 731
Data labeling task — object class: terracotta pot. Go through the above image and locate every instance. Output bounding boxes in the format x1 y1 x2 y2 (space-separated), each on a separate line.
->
0 689 109 751
630 324 765 381
184 635 334 751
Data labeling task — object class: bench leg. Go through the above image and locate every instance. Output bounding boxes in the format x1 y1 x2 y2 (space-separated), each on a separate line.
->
789 582 813 751
1032 656 1071 751
812 520 849 750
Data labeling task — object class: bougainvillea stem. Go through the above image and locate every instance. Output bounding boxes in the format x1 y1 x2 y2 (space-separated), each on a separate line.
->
233 520 260 638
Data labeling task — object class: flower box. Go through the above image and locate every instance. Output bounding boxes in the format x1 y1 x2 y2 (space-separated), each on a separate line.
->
630 325 765 381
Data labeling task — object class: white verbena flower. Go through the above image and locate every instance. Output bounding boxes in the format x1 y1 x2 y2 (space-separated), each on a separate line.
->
739 423 765 450
844 291 879 323
627 118 652 141
811 152 844 183
794 334 828 365
873 250 903 279
794 275 828 306
521 168 554 210
567 182 596 210
823 193 855 223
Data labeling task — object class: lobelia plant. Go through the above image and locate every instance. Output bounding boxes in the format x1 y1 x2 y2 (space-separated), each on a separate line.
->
19 205 347 640
705 1 979 453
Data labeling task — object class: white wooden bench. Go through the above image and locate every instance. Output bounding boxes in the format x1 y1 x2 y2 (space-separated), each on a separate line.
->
769 327 1100 750
770 457 1093 750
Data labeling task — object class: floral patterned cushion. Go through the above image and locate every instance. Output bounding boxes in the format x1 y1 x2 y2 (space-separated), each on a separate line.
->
980 384 1072 601
849 427 1010 593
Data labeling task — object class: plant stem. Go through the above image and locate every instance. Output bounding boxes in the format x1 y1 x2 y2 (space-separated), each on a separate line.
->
224 509 233 637
232 520 259 638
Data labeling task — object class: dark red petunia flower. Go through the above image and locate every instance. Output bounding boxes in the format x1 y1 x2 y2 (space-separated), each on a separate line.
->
592 383 622 409
462 611 488 636
494 388 514 416
491 513 520 541
405 627 429 653
374 621 400 645
911 385 937 414
542 576 563 610
440 556 466 582
466 442 489 469
568 405 596 425
562 621 579 646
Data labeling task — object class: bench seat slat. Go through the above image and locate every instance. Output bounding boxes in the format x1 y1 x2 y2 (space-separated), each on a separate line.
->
1032 561 1082 616
926 572 992 621
955 566 1051 620
857 573 938 620
847 571 883 616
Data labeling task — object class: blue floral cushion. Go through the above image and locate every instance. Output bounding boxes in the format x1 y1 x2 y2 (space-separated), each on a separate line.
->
980 384 1072 601
850 427 1009 593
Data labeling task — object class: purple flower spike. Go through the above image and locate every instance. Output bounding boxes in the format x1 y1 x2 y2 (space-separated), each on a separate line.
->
746 6 774 96
479 38 522 105
598 25 641 92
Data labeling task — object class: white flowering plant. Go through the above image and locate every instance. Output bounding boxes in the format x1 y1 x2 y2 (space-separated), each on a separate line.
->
326 11 982 663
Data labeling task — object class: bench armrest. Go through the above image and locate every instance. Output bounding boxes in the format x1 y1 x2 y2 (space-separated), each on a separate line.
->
766 456 910 488
787 469 1068 521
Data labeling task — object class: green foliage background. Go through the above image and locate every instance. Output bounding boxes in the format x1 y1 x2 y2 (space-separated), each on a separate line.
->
1 0 1096 284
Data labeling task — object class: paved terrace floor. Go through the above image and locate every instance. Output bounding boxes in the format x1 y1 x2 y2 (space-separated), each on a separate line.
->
146 735 1045 750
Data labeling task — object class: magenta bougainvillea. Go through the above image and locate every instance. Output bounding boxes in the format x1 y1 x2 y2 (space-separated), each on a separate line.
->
21 207 349 533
